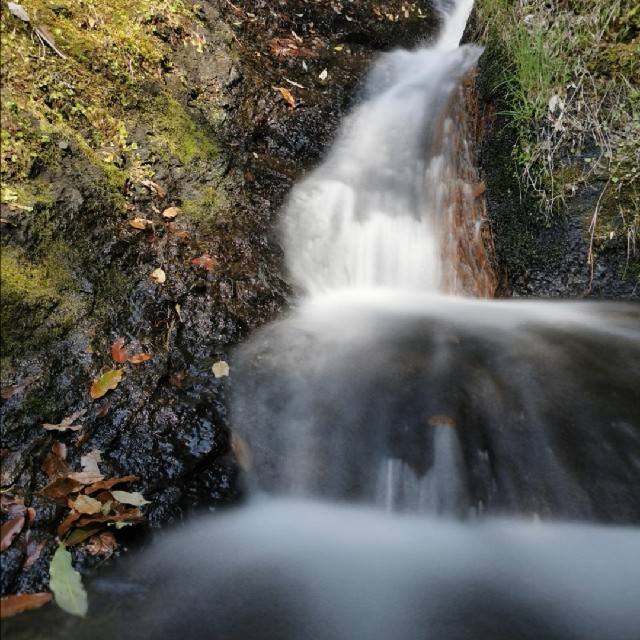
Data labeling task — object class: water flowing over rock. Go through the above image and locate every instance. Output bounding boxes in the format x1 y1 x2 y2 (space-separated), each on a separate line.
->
4 2 639 638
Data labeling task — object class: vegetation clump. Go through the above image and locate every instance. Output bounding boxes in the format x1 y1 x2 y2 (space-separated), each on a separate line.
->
475 0 639 281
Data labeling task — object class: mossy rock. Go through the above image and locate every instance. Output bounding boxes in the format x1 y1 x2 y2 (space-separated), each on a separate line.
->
0 246 85 357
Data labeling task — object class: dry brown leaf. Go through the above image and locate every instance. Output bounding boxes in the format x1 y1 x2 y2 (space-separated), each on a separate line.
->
67 471 105 484
170 370 185 389
140 180 166 197
1 382 28 399
39 477 85 500
42 451 72 481
69 494 102 515
231 434 253 471
275 86 296 108
85 531 117 557
76 507 143 527
1 516 25 552
56 511 82 538
190 254 219 271
128 352 153 364
0 593 52 619
162 206 181 219
20 532 46 569
42 409 86 433
84 475 139 495
129 218 153 230
64 525 104 547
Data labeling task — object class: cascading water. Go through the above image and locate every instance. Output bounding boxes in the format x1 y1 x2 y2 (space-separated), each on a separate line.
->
8 2 639 639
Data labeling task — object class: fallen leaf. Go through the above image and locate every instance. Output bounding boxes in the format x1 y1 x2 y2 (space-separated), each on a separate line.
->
1 516 25 552
39 478 85 500
190 254 219 270
85 531 117 557
64 525 104 547
42 409 86 433
84 475 139 495
318 68 328 81
67 471 104 484
110 338 128 364
52 442 67 459
128 218 153 230
128 352 153 364
212 361 230 378
56 511 82 538
69 495 102 515
149 267 166 284
1 382 28 399
81 450 101 473
49 544 87 617
162 206 181 219
231 434 253 471
76 508 142 527
0 593 52 619
285 78 305 89
140 180 166 198
95 402 112 418
42 451 72 481
111 490 150 507
7 3 30 23
275 86 296 108
33 23 67 59
20 532 46 569
0 495 26 518
169 370 185 388
90 369 123 400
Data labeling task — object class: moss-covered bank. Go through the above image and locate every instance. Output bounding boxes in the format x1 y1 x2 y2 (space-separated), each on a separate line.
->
472 0 639 297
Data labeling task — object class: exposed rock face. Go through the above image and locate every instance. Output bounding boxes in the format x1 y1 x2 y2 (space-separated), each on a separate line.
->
0 0 441 596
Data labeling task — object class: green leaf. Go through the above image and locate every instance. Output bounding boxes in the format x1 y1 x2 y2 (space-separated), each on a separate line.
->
111 490 150 506
49 544 88 617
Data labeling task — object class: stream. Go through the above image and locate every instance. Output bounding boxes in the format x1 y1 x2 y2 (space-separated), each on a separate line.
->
5 1 640 638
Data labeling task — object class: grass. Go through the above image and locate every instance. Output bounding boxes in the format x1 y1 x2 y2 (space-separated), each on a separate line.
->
474 0 639 274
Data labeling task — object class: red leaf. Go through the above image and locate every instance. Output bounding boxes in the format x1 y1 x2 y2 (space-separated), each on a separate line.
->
110 338 128 364
190 254 219 271
1 516 26 552
0 593 52 619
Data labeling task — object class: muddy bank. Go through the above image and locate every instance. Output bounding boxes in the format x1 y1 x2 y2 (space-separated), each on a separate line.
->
1 0 442 599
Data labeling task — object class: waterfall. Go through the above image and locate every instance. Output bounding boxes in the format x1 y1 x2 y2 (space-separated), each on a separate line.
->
16 3 638 640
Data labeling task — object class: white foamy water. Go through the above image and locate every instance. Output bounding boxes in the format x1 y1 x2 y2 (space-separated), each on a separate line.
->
282 44 482 294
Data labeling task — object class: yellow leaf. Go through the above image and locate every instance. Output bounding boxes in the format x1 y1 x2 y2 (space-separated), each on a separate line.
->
276 86 296 108
89 369 123 400
212 361 229 378
69 495 102 515
128 352 153 364
162 206 181 219
129 218 153 230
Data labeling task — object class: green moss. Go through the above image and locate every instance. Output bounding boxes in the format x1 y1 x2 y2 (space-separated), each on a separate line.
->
181 186 225 223
92 267 136 321
0 247 84 357
147 95 219 166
